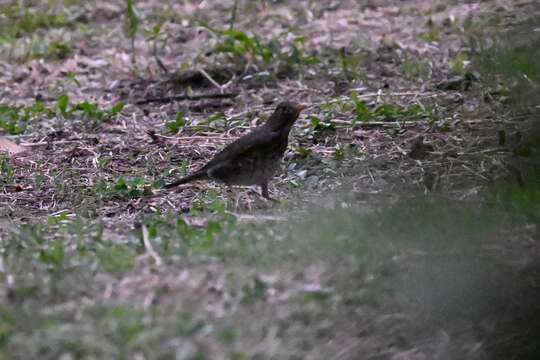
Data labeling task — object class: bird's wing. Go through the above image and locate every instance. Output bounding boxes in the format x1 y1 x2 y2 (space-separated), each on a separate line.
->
202 127 280 169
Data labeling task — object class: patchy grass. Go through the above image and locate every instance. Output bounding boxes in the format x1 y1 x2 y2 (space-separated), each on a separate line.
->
0 4 74 39
1 0 540 359
0 102 53 134
0 194 528 359
0 97 123 135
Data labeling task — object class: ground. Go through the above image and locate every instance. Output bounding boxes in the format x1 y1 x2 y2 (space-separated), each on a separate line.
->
0 0 539 359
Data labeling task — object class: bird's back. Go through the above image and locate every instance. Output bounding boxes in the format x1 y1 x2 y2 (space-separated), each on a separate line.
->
202 124 289 185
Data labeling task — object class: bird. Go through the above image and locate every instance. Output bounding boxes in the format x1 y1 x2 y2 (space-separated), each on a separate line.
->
163 101 307 199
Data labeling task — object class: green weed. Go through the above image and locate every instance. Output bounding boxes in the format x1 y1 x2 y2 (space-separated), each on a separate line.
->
402 58 432 81
104 306 144 345
145 22 166 44
418 19 440 42
165 112 188 134
57 94 124 122
0 5 73 38
137 212 235 259
0 96 122 135
109 177 153 200
491 176 540 224
0 102 52 134
211 28 274 63
338 47 363 80
450 52 470 75
333 143 345 160
39 241 65 270
241 276 267 304
145 21 169 70
318 94 440 126
295 146 311 158
97 244 135 274
351 92 372 123
123 0 140 65
202 23 318 76
310 116 336 132
419 29 440 43
466 16 540 110
0 308 15 347
176 313 205 336
45 41 73 60
0 154 15 185
19 37 75 61
199 113 230 131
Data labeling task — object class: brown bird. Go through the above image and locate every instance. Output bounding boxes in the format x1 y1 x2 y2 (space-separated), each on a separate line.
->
164 101 306 199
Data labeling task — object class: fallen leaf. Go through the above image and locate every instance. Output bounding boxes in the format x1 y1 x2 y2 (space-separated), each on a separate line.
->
0 137 26 155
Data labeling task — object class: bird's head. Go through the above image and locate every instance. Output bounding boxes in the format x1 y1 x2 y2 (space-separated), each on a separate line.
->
265 101 307 131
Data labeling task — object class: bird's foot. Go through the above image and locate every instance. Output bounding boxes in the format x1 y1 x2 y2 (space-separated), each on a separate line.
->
259 184 279 203
262 194 279 203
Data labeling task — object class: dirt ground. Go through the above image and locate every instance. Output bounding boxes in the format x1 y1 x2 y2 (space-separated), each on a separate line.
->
1 0 540 359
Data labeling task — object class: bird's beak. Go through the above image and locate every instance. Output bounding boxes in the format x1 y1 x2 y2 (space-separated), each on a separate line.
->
294 103 308 113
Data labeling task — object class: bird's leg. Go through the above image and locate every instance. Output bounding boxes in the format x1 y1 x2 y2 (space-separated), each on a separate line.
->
260 183 270 199
227 185 241 209
260 183 277 202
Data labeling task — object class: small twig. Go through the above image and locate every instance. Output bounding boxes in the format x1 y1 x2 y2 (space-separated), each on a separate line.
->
19 139 97 147
461 164 489 181
332 119 432 128
154 55 170 75
135 91 238 105
147 132 232 141
309 91 439 108
225 212 287 222
198 68 224 93
142 225 162 267
367 168 376 183
464 147 509 155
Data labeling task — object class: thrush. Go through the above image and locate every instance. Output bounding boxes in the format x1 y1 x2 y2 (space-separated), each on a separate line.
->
163 101 306 199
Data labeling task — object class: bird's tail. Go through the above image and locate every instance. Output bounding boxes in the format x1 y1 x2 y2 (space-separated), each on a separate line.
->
163 171 207 189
